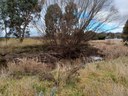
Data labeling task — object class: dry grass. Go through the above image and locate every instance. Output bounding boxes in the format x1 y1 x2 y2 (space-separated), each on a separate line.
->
0 39 128 95
0 38 43 55
90 39 128 59
95 45 128 59
78 57 128 96
7 58 49 76
0 56 128 96
0 76 52 96
0 38 42 48
90 39 123 46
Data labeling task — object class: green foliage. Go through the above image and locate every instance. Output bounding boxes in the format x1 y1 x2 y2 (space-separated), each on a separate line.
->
0 0 8 38
0 0 42 42
33 83 46 94
97 33 106 40
107 33 115 39
45 3 62 39
122 20 128 42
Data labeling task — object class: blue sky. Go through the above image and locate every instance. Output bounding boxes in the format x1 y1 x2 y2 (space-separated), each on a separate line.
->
79 11 120 33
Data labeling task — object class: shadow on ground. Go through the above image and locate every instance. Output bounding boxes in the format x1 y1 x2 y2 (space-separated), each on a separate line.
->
0 44 103 67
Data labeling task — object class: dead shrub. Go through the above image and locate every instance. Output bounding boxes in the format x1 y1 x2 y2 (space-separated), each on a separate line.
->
7 58 49 76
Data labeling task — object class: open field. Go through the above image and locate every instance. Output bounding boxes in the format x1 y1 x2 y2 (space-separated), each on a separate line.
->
90 39 123 45
0 38 128 96
0 0 128 95
90 39 128 59
0 38 128 67
0 38 42 48
0 57 128 96
0 38 128 64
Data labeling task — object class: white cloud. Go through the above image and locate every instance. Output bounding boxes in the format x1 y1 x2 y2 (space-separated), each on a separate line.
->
108 0 128 32
110 25 124 33
114 0 128 17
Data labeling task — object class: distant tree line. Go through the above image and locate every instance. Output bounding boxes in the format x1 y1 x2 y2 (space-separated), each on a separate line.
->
85 31 122 40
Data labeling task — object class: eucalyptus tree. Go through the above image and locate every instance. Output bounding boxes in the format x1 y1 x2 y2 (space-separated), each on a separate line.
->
45 3 62 45
0 0 44 42
0 0 8 38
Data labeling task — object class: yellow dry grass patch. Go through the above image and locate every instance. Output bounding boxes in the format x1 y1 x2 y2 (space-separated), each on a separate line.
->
0 38 42 48
90 39 123 46
0 38 43 54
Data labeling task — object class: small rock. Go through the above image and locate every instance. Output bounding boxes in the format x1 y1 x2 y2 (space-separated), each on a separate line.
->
90 56 103 61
